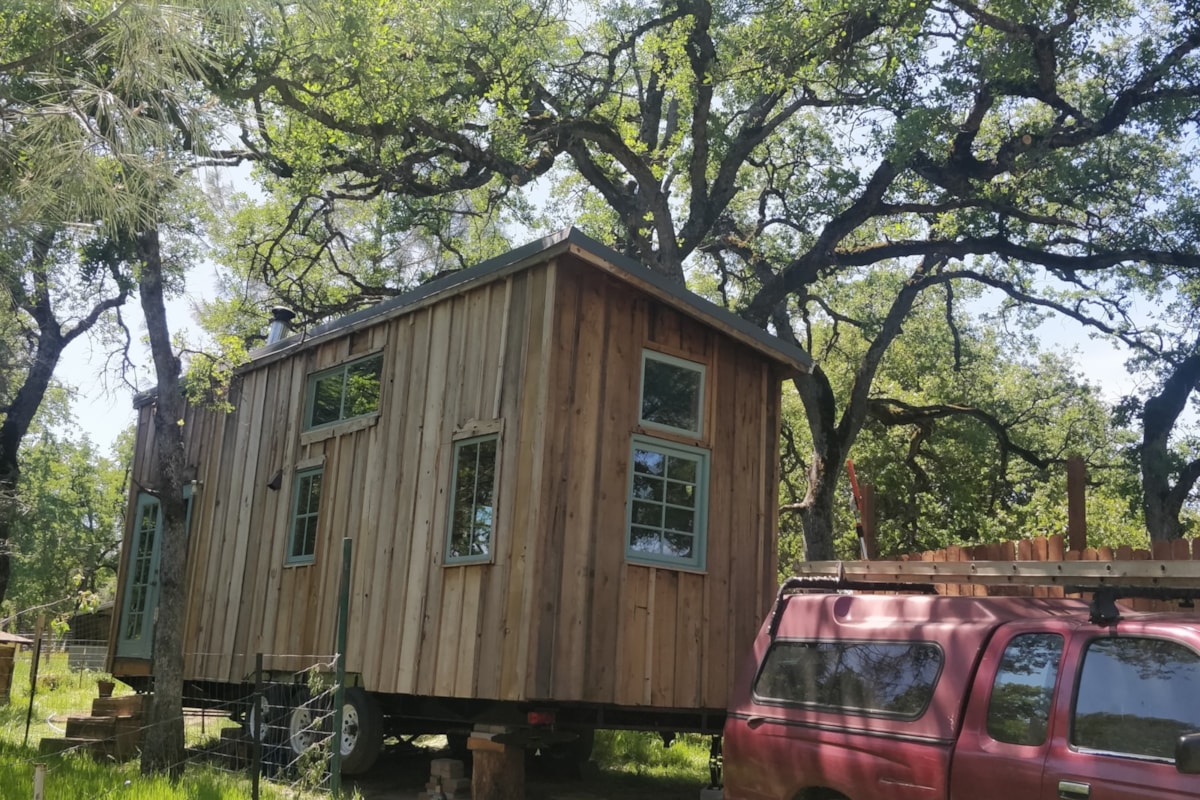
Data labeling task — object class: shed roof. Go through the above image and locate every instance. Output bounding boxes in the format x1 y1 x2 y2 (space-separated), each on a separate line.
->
250 227 813 375
0 631 32 645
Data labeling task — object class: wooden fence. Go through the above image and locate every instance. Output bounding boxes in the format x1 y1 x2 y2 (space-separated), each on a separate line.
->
898 534 1200 613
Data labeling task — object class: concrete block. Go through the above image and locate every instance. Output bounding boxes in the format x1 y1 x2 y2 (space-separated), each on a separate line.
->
430 757 466 779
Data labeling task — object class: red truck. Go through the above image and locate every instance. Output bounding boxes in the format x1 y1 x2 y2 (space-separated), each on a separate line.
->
723 562 1200 800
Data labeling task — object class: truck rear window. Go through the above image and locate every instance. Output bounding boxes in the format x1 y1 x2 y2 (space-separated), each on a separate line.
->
753 639 942 718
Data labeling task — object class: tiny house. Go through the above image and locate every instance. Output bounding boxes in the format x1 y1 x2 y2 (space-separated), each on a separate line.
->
109 228 811 770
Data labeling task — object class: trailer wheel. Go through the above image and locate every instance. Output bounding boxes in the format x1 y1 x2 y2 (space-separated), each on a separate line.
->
287 687 325 757
336 687 383 775
247 683 291 744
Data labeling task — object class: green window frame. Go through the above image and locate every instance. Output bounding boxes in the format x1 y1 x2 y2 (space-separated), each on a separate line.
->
304 353 383 430
446 434 499 565
287 467 323 565
639 350 705 436
627 435 708 570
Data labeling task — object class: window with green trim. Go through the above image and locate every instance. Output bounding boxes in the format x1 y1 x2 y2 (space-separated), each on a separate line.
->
627 436 708 569
288 468 323 565
305 353 383 429
640 351 705 436
446 434 498 564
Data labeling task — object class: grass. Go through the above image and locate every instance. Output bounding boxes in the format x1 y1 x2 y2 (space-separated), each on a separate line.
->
0 650 334 799
592 729 712 782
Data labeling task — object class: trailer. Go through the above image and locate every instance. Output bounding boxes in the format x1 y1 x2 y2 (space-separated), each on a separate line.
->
107 228 812 773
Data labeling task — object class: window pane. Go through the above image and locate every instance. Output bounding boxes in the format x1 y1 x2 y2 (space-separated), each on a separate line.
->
632 473 663 501
629 526 660 553
987 634 1063 746
664 532 694 558
311 374 343 427
754 640 942 718
447 435 498 563
345 356 383 417
664 506 695 533
1073 637 1200 759
642 356 702 432
634 449 665 476
666 455 697 482
289 469 322 562
665 480 694 506
632 501 662 527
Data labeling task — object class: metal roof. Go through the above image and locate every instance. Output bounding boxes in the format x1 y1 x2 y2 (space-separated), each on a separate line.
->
249 227 813 374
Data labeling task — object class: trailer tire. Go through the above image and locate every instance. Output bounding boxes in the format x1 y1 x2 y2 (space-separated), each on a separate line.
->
545 728 595 765
286 686 325 757
248 683 291 745
336 687 383 775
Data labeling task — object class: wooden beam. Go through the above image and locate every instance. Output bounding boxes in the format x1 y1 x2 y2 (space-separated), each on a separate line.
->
796 559 1200 589
1067 455 1087 553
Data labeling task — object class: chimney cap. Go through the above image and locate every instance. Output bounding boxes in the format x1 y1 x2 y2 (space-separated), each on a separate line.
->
270 306 296 323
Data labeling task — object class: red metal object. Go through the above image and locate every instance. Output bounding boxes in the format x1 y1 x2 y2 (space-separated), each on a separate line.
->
846 459 868 559
526 709 556 726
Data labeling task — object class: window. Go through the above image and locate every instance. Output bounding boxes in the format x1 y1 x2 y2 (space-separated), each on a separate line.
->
1072 637 1200 760
640 351 704 436
753 639 942 718
446 435 498 564
627 436 708 569
986 633 1064 746
288 468 323 565
305 353 383 429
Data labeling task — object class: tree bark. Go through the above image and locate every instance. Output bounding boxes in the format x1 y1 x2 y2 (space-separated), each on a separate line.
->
136 228 189 779
1142 352 1200 542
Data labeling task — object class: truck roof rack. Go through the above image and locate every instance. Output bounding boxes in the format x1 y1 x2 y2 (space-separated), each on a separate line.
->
771 560 1200 631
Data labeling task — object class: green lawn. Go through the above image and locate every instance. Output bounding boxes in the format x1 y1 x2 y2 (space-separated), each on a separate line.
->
0 650 332 799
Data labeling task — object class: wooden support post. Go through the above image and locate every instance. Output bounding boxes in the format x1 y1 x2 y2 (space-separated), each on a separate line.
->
860 484 878 560
32 763 45 800
1067 456 1087 554
469 732 524 800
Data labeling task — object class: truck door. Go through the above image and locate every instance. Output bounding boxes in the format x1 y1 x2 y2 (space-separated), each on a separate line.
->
1041 632 1200 800
949 629 1066 800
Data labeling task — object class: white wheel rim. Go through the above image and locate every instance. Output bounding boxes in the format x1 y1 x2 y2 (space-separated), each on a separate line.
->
340 702 360 757
289 705 319 754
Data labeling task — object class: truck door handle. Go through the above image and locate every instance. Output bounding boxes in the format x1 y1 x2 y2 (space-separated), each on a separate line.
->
1058 780 1090 800
746 716 766 729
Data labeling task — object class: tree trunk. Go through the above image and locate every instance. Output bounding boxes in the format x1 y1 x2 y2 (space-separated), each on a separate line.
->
1141 353 1200 542
800 456 841 561
136 228 189 779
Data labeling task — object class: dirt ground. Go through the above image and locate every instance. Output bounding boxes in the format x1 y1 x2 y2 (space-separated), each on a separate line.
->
346 740 708 800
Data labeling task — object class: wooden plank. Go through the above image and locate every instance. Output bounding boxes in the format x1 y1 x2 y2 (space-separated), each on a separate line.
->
418 295 468 696
258 357 309 666
584 280 639 705
361 318 412 688
433 566 465 697
454 564 485 697
701 338 735 708
397 301 453 694
617 564 651 706
650 569 678 706
477 276 528 700
378 310 433 693
673 571 704 709
500 263 554 701
794 559 1200 588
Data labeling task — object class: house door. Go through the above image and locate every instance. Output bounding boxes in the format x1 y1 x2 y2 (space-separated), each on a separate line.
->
116 493 163 660
116 488 194 660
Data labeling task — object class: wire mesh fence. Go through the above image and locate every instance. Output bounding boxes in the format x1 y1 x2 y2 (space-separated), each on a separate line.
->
1 647 344 798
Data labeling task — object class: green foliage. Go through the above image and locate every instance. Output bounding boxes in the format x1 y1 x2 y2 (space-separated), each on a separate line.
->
1 408 129 626
591 729 710 782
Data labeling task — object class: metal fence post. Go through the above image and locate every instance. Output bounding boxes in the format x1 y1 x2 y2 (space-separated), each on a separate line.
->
252 653 263 800
330 537 352 796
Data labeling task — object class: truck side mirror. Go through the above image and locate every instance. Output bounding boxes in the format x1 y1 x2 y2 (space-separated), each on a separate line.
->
1177 732 1200 774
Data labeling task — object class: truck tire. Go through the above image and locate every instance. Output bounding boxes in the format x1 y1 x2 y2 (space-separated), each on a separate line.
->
336 687 383 775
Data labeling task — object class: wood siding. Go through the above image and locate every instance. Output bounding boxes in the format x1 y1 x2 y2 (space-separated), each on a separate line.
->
115 253 783 713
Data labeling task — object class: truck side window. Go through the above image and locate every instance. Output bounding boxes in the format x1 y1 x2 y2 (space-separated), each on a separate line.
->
753 640 942 718
1072 637 1200 760
986 633 1064 746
